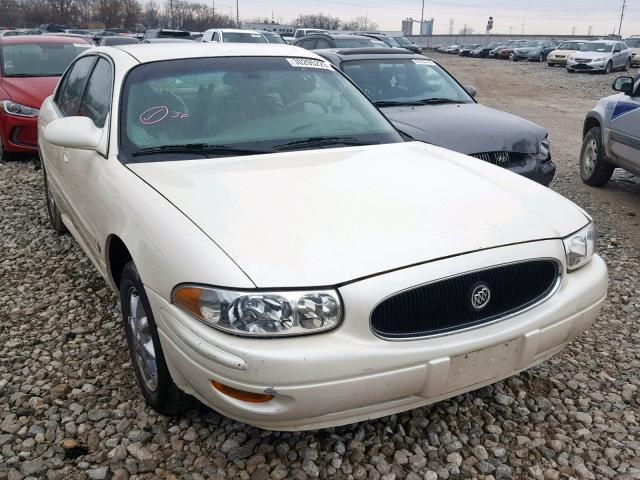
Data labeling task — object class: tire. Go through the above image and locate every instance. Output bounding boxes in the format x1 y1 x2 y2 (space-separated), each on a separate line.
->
580 126 614 187
538 53 544 62
604 61 613 74
120 262 193 415
43 165 68 233
567 68 574 73
624 58 631 72
547 63 553 67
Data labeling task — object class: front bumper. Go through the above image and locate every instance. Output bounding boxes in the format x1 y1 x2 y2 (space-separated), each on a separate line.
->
0 111 38 154
513 52 540 61
148 241 607 431
567 60 607 71
507 153 556 186
547 57 568 66
631 55 639 66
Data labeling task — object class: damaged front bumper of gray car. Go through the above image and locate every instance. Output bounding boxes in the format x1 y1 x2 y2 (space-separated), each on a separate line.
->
470 144 556 186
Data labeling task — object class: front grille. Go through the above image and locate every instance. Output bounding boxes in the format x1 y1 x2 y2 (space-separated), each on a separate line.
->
470 151 513 167
371 260 560 339
575 58 591 63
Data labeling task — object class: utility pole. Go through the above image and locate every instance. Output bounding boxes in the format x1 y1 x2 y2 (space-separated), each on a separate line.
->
521 18 525 34
421 0 425 24
236 0 239 27
588 25 594 37
212 0 215 19
571 26 576 36
448 18 454 35
509 26 513 35
618 0 626 37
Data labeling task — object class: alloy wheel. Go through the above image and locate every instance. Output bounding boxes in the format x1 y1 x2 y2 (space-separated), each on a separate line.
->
128 288 158 392
582 138 598 175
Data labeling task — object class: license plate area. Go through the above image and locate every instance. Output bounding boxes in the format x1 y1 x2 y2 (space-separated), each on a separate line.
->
446 339 521 392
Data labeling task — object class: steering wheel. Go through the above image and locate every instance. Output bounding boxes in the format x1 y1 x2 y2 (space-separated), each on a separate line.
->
282 99 329 114
166 90 188 115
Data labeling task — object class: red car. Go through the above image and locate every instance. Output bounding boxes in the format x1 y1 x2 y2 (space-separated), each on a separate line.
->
0 36 91 160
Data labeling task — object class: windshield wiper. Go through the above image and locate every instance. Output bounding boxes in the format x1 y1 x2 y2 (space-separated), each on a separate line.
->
273 136 371 151
374 98 466 107
131 143 268 158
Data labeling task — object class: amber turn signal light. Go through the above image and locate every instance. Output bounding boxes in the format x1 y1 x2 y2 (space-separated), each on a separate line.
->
212 381 274 403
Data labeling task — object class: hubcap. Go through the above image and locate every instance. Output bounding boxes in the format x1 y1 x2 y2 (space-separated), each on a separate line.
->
583 138 598 175
128 289 158 391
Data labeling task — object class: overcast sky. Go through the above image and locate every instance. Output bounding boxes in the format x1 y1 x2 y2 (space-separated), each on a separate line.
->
218 0 639 36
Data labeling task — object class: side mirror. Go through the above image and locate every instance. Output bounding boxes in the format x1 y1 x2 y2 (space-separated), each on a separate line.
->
612 76 634 95
44 116 104 152
465 85 477 98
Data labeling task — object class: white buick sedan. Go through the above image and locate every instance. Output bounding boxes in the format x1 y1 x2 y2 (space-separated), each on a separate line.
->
38 43 608 431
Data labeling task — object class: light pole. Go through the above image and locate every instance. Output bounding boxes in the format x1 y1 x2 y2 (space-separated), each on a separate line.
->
236 0 240 27
618 0 626 37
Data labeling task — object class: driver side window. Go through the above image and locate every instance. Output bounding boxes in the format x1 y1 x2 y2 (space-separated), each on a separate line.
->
55 56 96 116
213 32 220 42
78 58 113 128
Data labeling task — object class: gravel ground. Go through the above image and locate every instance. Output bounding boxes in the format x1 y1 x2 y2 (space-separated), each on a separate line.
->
1 56 640 480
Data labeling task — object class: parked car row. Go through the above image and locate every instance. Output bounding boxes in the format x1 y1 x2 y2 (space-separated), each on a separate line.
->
431 38 639 74
33 41 607 430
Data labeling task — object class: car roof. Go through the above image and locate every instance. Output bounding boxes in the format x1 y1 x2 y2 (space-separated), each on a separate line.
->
0 35 90 45
584 39 617 44
304 33 372 40
316 47 425 62
102 43 325 64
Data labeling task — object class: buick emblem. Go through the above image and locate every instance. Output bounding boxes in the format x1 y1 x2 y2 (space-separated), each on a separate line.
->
470 283 491 311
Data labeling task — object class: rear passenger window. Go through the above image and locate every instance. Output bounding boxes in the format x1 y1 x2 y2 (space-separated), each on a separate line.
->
56 56 95 116
78 58 113 128
316 39 332 49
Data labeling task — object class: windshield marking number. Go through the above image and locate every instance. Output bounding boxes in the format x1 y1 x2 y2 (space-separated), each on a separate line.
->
287 58 332 70
140 106 188 125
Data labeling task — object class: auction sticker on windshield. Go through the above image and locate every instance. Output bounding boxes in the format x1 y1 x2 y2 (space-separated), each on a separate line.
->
413 59 435 65
287 58 332 69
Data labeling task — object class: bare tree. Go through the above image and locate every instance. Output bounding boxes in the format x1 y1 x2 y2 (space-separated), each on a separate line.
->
459 24 474 35
342 16 378 31
293 13 341 30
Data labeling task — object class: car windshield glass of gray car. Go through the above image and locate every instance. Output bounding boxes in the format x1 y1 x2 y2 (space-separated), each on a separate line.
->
120 56 402 160
579 43 612 52
341 59 472 105
1 43 91 77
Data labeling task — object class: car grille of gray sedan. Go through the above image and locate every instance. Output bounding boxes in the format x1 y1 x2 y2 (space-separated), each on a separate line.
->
371 260 560 339
470 151 513 167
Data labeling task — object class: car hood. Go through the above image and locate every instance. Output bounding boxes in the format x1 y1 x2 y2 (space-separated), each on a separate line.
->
0 76 60 108
550 49 577 55
515 46 541 53
573 51 612 59
129 142 587 287
383 103 547 155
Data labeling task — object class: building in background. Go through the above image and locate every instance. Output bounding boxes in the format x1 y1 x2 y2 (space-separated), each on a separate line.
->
402 18 434 36
244 22 296 35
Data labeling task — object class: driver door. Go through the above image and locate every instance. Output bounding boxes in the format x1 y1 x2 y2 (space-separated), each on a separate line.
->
609 79 640 174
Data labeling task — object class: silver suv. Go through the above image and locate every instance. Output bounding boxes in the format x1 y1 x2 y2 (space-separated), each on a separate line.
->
580 75 640 186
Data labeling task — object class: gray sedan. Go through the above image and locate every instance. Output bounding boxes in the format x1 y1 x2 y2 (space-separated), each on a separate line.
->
567 40 632 73
316 48 556 185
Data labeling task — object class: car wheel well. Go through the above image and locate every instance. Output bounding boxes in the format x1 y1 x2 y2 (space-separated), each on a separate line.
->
583 117 601 137
107 235 133 289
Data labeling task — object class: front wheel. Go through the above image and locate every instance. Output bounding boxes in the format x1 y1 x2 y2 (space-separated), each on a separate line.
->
43 165 68 233
624 58 631 71
604 61 613 74
538 53 544 62
580 126 614 187
120 262 193 415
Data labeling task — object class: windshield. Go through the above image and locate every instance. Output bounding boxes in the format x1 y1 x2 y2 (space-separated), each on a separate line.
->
264 33 285 44
558 42 583 50
579 43 612 52
383 37 401 47
333 38 381 48
342 58 473 105
120 57 402 161
624 38 640 48
223 32 267 43
392 37 412 46
0 42 91 77
523 41 545 47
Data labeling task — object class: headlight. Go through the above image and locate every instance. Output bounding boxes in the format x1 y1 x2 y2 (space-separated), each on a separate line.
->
592 57 606 62
173 286 342 337
563 223 596 271
3 100 39 117
539 136 550 157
